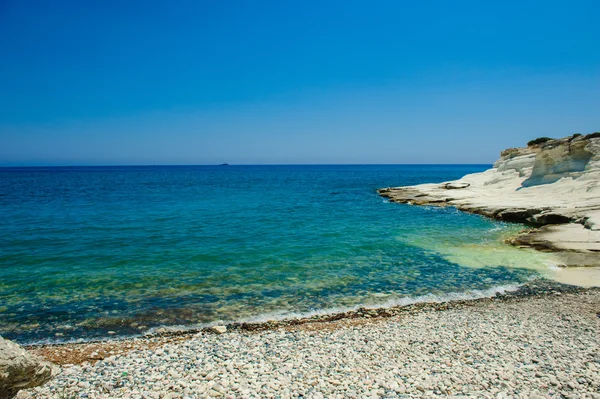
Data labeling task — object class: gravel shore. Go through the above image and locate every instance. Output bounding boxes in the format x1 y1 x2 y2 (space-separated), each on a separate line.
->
18 286 600 399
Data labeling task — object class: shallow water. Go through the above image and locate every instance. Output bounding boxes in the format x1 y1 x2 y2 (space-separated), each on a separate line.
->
0 165 559 343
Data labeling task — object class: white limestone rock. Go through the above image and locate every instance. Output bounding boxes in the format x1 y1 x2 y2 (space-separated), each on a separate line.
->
210 326 227 334
0 337 55 399
379 133 600 274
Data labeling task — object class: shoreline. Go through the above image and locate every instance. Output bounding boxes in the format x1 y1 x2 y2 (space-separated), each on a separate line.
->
379 185 600 270
12 275 536 348
19 282 600 398
20 283 525 348
26 279 596 365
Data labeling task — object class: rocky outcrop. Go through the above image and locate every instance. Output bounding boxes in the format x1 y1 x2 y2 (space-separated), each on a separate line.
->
378 134 600 267
522 135 596 187
0 337 55 399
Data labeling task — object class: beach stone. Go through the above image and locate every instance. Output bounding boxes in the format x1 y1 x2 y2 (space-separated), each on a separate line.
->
0 337 55 399
210 326 227 334
443 182 470 189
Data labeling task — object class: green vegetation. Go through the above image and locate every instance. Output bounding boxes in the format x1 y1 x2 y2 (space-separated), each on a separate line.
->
527 132 599 146
527 137 553 146
584 132 600 139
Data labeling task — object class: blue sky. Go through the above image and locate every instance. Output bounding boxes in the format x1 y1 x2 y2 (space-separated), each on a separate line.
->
1 0 599 165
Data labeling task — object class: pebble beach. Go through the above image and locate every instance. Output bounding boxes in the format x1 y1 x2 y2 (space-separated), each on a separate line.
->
18 284 600 399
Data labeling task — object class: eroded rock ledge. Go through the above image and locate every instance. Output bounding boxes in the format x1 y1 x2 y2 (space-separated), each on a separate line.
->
378 134 600 266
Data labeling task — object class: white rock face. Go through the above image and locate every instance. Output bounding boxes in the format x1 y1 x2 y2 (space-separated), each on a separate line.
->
379 134 600 266
0 337 55 399
523 136 597 186
494 153 536 175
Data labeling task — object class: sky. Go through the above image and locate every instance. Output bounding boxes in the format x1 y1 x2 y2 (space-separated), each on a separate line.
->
1 0 599 165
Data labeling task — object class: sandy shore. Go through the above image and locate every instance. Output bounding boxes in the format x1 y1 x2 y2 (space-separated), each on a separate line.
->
17 282 600 399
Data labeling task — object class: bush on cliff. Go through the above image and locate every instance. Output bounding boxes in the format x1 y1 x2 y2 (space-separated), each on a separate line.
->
527 137 553 146
584 132 600 139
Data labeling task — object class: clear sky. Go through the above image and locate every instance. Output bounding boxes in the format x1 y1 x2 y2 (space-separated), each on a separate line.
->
1 0 599 165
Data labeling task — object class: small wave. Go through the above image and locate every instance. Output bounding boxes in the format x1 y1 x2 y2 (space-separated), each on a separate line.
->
142 284 523 336
24 334 144 347
25 284 524 346
241 284 522 323
545 262 565 271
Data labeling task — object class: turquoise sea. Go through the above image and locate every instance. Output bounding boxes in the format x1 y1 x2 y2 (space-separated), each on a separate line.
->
0 165 556 344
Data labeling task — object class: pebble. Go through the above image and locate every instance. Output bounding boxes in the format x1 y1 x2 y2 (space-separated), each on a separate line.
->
210 325 227 334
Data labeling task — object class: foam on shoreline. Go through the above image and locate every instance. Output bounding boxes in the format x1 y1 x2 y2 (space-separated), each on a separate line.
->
22 284 522 347
24 279 587 349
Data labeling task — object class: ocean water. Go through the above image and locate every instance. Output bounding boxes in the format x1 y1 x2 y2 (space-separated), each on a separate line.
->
0 165 557 344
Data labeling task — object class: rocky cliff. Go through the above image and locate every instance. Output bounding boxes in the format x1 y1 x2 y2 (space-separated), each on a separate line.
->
378 133 600 267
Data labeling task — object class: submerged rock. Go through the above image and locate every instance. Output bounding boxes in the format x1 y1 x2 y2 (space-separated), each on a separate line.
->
0 337 55 399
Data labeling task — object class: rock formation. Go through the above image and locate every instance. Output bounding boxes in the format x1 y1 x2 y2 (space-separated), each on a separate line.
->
378 133 600 267
0 337 55 399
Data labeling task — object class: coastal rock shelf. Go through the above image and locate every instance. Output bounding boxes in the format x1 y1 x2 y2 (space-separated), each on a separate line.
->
379 134 600 267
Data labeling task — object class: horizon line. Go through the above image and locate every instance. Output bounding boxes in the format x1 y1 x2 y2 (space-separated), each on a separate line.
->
0 163 494 168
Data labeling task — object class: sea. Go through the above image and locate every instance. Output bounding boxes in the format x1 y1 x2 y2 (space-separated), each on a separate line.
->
0 165 559 344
